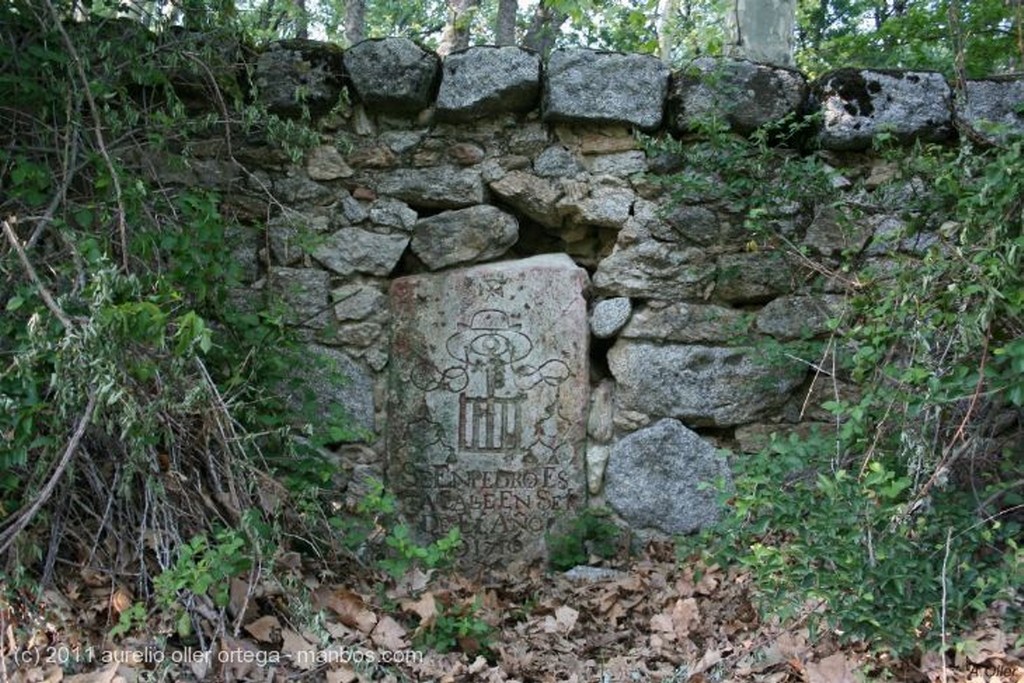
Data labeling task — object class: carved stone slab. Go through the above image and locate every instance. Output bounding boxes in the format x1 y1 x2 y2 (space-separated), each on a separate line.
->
387 254 589 567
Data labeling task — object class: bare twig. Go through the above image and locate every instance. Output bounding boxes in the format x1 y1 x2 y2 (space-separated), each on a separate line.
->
2 216 74 329
940 527 952 683
0 391 97 557
42 0 130 271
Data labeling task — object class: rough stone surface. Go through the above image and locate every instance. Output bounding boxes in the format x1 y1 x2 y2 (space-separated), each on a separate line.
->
958 78 1024 142
306 145 353 180
756 295 844 340
590 298 632 339
267 213 330 265
558 185 635 229
488 171 563 229
255 40 345 118
593 239 715 300
604 419 730 534
620 302 750 343
411 205 519 270
313 227 409 276
803 206 873 256
582 151 647 176
266 267 331 327
534 145 583 178
369 198 417 232
607 342 806 426
388 254 589 567
543 49 669 131
436 46 541 121
814 69 953 150
343 38 440 113
669 58 807 135
655 204 731 244
587 379 615 444
332 283 388 321
715 252 795 303
378 167 485 209
586 444 610 495
290 344 374 433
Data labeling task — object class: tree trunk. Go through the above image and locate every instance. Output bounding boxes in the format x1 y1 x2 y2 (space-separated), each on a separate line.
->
523 1 568 58
345 0 365 45
656 0 675 61
496 0 517 45
293 0 308 39
438 0 480 55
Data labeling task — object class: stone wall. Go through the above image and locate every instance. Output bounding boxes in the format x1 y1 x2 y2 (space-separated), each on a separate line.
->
159 37 1024 564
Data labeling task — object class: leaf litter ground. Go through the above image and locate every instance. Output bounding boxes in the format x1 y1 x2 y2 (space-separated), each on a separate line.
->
2 542 1021 682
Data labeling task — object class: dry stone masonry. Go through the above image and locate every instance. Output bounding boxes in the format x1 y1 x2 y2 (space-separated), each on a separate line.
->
156 36 1024 567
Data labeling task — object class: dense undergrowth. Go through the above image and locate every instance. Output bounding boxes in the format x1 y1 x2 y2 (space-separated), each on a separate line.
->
664 116 1023 653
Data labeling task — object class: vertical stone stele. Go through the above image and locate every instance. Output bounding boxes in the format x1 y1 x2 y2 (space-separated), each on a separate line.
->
388 254 589 568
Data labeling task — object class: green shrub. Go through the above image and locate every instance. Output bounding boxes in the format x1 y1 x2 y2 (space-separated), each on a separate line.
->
546 507 623 571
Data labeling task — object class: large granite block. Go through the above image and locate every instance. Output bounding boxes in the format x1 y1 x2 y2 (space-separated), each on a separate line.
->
387 255 589 567
543 49 669 131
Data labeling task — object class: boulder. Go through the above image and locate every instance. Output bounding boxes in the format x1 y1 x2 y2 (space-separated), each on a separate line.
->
255 39 345 118
668 57 808 135
343 37 440 113
607 341 806 426
313 227 409 276
411 205 519 270
957 78 1024 142
543 49 669 131
436 46 541 121
604 419 730 534
813 68 953 150
377 167 485 209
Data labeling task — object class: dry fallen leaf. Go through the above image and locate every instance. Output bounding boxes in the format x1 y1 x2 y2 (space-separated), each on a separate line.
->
244 614 282 643
326 663 358 683
671 597 700 640
543 605 579 635
282 628 317 671
63 663 118 683
371 615 409 651
314 587 378 633
804 652 857 683
401 591 439 631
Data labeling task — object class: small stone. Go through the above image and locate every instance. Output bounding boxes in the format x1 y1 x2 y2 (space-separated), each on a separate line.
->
489 171 564 229
411 205 519 270
586 444 610 495
266 267 331 327
332 284 388 321
714 252 795 303
590 298 632 339
449 142 485 165
348 145 398 169
534 145 583 178
306 145 354 180
620 302 751 344
369 198 418 232
587 379 615 443
756 295 845 340
255 40 345 118
377 167 485 209
582 151 647 176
